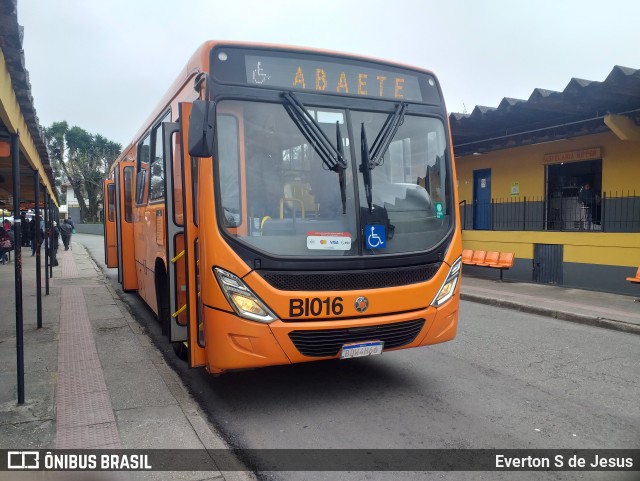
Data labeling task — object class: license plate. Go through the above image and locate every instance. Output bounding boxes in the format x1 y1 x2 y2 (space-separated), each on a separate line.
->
340 341 384 359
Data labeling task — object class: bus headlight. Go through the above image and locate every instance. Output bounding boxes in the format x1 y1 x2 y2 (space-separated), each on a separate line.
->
431 256 462 307
214 267 277 323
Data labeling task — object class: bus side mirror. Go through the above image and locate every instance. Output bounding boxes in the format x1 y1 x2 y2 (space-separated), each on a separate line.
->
188 100 215 157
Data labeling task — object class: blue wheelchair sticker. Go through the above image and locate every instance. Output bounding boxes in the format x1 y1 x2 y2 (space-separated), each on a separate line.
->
365 224 386 249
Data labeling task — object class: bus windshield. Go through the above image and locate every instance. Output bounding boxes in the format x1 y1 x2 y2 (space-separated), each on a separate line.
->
215 99 451 257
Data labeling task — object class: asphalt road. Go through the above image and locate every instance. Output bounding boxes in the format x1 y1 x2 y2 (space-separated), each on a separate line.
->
76 233 640 481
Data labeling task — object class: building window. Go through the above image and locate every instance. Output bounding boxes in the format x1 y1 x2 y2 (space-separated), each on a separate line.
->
546 159 602 231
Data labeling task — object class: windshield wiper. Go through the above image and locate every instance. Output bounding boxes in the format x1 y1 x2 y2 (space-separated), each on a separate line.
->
359 102 408 212
369 102 407 166
335 121 347 214
360 124 373 212
282 92 347 214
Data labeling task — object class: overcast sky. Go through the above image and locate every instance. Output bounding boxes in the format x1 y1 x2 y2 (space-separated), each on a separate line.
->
18 0 640 149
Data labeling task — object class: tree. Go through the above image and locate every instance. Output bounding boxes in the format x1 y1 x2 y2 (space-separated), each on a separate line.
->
44 122 121 223
45 121 68 203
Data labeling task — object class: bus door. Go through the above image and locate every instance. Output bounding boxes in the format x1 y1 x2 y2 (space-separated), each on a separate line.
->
163 103 205 367
117 160 137 291
103 179 117 267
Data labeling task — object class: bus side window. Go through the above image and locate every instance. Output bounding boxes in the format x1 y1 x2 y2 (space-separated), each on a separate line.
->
136 134 151 205
123 167 134 222
150 112 170 202
107 184 116 221
172 133 184 226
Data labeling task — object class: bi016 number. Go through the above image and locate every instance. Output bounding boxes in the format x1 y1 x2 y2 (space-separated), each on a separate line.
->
289 297 344 317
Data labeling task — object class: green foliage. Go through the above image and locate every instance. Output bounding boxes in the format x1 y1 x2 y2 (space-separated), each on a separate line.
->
44 122 121 223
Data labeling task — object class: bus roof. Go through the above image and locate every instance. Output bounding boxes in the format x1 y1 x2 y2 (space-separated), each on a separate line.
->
113 41 440 172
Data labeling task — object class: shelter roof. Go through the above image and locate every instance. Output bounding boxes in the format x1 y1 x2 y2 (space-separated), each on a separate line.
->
449 66 640 156
0 0 57 207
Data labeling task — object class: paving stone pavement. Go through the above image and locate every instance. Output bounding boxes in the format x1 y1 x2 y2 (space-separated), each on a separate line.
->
0 241 254 481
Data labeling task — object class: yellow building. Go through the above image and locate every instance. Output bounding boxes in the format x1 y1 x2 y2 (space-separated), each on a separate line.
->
450 66 640 295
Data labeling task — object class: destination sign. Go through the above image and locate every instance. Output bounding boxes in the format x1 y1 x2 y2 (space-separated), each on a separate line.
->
244 55 424 101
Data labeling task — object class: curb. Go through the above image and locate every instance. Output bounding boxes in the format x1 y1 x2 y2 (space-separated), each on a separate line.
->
460 293 640 336
78 240 257 481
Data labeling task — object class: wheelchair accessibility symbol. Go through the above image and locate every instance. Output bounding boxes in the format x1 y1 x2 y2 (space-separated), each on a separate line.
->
365 224 386 249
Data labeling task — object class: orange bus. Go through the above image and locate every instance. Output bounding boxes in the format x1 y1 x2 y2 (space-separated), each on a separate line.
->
104 41 462 374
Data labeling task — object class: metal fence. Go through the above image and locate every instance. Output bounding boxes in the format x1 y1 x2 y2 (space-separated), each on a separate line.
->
460 192 640 232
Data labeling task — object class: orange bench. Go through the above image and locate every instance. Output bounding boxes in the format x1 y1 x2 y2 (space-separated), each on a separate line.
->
476 251 500 267
628 266 640 302
462 250 515 281
491 252 515 280
470 250 486 265
462 250 484 266
626 266 640 284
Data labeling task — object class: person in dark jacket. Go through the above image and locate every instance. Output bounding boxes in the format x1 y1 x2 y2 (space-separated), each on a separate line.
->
52 221 60 252
578 183 600 226
59 219 72 250
31 216 44 256
23 218 31 247
48 221 60 266
20 213 29 246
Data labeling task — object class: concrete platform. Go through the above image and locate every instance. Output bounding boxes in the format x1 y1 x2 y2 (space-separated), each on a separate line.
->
0 241 253 481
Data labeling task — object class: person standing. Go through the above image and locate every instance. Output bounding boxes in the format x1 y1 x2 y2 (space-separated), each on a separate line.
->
48 221 60 266
23 218 31 247
578 182 597 228
31 215 44 256
59 219 72 251
578 183 595 209
20 212 28 246
52 221 60 254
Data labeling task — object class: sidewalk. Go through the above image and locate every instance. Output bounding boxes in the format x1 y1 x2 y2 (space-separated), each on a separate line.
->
460 275 640 335
0 242 252 481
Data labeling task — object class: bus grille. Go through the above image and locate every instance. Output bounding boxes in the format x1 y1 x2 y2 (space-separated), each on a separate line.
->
288 319 425 357
258 264 441 291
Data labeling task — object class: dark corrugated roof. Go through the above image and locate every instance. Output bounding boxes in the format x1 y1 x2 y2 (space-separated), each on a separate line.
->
0 0 52 174
450 66 640 156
